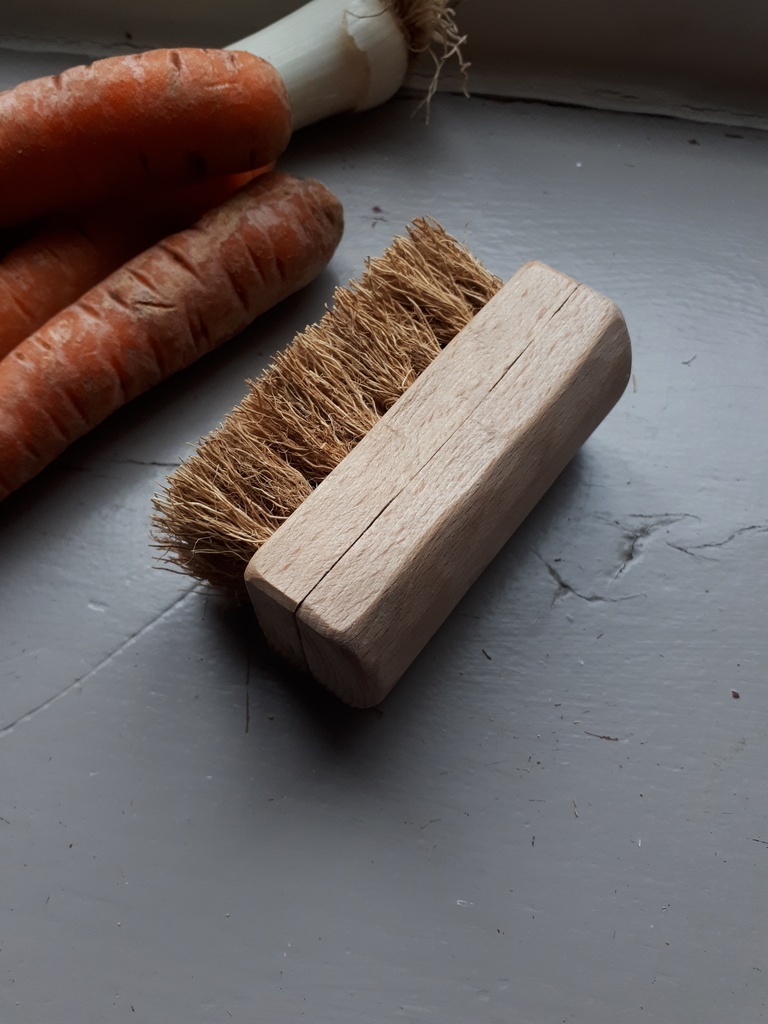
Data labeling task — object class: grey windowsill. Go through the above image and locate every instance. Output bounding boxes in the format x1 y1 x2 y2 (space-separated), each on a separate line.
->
1 50 766 1024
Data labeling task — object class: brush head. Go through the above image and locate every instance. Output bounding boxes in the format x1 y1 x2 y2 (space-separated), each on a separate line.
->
151 219 502 593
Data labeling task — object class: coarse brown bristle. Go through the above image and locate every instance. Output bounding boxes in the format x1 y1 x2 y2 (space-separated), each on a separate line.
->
151 218 502 595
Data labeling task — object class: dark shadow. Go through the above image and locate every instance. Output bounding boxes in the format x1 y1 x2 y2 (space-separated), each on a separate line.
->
196 448 597 768
207 592 386 755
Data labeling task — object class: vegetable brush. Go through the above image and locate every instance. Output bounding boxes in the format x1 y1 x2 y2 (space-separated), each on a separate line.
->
153 221 632 707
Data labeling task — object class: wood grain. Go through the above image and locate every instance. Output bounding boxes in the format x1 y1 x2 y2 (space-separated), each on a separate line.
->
245 262 631 705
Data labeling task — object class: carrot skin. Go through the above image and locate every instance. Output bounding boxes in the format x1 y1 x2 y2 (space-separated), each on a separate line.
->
0 48 292 227
0 169 267 358
0 172 343 500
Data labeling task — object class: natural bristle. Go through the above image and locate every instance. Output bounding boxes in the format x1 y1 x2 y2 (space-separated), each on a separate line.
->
151 218 502 594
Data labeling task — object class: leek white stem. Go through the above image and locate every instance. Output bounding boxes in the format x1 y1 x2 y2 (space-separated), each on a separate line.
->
229 0 409 130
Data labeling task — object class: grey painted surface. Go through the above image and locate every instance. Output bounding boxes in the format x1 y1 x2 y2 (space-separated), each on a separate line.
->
1 51 767 1023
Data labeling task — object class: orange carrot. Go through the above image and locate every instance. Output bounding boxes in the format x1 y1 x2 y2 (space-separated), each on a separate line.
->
0 169 268 359
0 48 292 228
0 172 344 500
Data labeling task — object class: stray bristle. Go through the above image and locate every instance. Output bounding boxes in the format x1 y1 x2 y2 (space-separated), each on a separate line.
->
151 218 502 594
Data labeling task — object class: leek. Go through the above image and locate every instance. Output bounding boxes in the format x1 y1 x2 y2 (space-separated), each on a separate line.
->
229 0 466 129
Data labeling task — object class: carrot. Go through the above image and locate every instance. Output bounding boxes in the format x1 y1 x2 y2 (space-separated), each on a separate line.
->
0 172 344 500
0 169 268 359
0 48 292 228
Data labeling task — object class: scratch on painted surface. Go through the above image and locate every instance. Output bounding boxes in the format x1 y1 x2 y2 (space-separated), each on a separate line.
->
532 551 643 607
0 584 199 737
599 513 699 578
667 523 768 560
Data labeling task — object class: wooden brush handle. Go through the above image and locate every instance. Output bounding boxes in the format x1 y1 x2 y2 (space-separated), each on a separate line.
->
245 261 632 707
